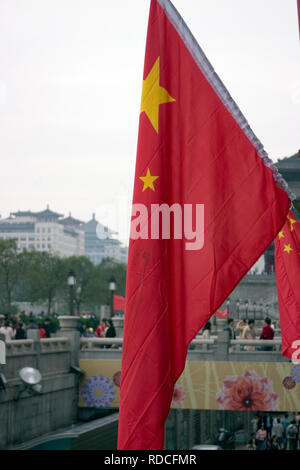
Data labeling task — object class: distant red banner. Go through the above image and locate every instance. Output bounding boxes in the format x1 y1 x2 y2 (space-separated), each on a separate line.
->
215 308 229 319
114 294 125 311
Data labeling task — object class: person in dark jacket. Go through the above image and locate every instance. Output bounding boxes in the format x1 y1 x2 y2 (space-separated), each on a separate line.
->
224 318 236 340
105 319 116 338
105 319 116 349
43 318 52 338
15 322 27 340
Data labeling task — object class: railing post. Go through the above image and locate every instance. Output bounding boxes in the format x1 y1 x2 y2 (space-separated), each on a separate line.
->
26 329 41 370
215 318 229 361
57 316 80 367
112 316 124 337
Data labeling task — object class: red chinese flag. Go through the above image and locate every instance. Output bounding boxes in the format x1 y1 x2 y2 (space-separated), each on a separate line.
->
118 0 292 450
114 294 125 311
275 211 300 358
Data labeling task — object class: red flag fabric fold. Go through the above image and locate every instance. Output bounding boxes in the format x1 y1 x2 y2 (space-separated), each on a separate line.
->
118 0 291 450
275 210 300 359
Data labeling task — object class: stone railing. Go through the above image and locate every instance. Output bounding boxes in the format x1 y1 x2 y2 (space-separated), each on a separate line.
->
80 337 216 350
80 337 123 349
40 337 70 353
79 331 288 363
229 339 288 363
3 334 71 379
230 339 282 352
79 336 218 361
5 339 35 356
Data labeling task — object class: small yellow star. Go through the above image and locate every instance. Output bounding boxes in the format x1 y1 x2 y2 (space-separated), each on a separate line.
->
278 231 284 239
140 57 175 133
287 215 297 232
139 168 159 192
283 244 293 254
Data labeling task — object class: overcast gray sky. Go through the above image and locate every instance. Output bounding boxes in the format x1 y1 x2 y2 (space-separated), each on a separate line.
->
0 0 299 244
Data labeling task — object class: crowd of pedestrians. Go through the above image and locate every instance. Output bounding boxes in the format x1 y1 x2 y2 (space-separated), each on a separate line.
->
247 413 300 450
78 317 117 350
201 316 277 351
0 312 53 340
78 317 116 339
226 316 275 350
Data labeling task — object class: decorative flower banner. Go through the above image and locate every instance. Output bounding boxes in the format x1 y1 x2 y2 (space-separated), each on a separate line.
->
79 359 300 412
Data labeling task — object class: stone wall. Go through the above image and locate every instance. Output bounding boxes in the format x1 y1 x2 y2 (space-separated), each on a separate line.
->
0 330 78 449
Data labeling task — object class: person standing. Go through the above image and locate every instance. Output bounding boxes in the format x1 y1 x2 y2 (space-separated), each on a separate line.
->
272 418 283 449
286 420 298 450
242 319 256 351
251 415 259 436
256 423 267 450
96 318 107 338
281 414 291 450
105 319 116 338
224 318 236 340
15 322 27 340
265 415 273 439
43 318 51 338
259 317 274 351
38 323 46 339
202 322 211 339
236 318 247 338
105 319 117 349
0 320 15 341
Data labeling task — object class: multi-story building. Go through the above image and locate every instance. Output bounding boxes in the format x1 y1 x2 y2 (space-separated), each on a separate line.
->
83 214 128 265
0 206 84 257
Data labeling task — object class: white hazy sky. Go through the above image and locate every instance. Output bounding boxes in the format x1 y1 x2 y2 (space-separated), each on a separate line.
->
0 0 299 244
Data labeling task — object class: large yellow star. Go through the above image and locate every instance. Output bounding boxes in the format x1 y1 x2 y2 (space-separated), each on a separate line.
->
139 168 159 192
287 215 297 232
140 57 175 133
283 244 293 254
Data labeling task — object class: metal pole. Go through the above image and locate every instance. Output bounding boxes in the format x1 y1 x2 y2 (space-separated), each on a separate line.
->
70 285 74 316
110 290 114 318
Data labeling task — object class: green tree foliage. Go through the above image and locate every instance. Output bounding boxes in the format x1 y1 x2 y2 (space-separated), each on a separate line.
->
0 239 28 315
23 251 66 315
63 256 96 313
0 242 127 315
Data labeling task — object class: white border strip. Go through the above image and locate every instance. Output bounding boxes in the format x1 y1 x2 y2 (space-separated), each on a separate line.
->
157 0 295 201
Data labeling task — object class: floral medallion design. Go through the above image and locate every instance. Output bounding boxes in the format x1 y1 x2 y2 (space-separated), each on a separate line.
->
216 369 280 411
81 375 116 408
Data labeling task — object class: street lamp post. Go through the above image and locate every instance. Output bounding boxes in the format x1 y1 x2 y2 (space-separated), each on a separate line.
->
67 270 76 316
236 299 240 320
226 298 231 315
109 276 117 318
245 300 249 321
76 285 82 315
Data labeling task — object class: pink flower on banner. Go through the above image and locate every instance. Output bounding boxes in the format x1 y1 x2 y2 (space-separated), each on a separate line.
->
113 371 121 388
171 385 186 406
216 370 280 411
